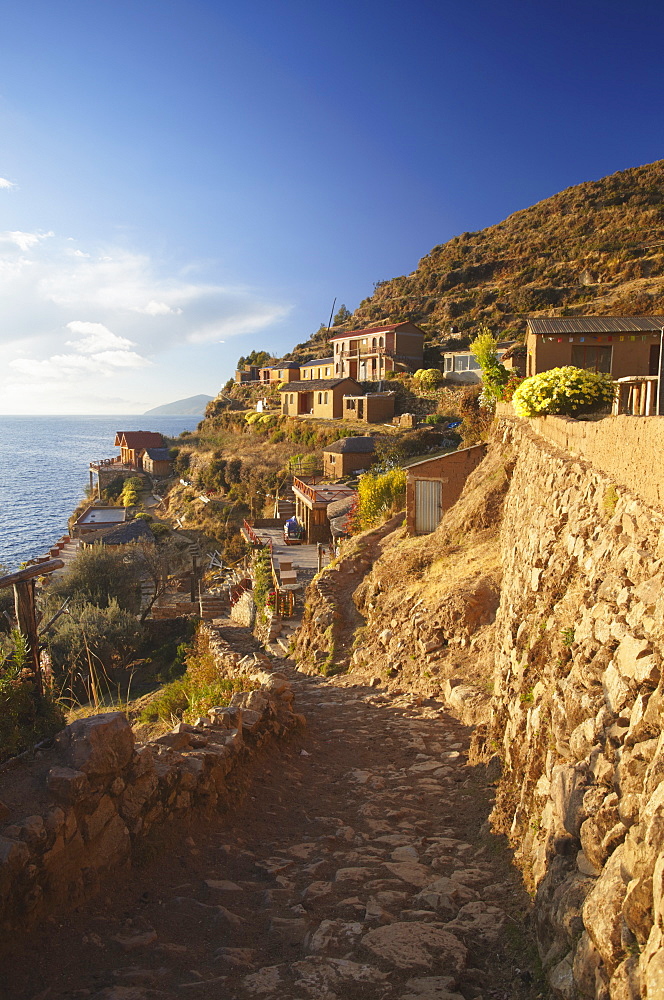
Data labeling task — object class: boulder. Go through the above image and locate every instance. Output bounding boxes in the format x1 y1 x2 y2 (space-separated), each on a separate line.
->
361 921 467 973
59 713 134 777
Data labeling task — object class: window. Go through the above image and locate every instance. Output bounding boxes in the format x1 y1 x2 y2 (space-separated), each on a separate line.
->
318 392 323 404
335 363 340 374
571 345 612 373
372 337 377 348
324 392 328 404
325 367 330 376
379 336 384 347
445 357 453 372
290 394 294 403
335 343 340 353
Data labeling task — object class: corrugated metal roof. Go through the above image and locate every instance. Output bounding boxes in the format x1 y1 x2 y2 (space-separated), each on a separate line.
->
301 357 334 367
528 316 664 334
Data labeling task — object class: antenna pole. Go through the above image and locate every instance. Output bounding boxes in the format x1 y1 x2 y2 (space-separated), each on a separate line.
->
327 298 337 335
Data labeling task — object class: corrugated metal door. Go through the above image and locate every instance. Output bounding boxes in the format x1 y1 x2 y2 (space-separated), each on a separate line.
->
415 479 442 534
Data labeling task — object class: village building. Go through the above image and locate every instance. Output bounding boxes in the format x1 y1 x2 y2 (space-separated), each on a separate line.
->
114 431 165 471
86 518 155 547
442 342 515 383
258 363 301 384
280 377 362 418
72 505 127 539
525 316 664 378
234 364 261 383
404 444 487 534
323 436 376 478
142 447 173 477
331 322 425 380
300 357 334 380
342 391 395 423
291 476 357 543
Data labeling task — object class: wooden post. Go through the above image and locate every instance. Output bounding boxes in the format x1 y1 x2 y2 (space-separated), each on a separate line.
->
0 559 65 699
14 579 42 697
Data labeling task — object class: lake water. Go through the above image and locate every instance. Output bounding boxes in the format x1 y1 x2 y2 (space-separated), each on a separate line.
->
0 415 201 570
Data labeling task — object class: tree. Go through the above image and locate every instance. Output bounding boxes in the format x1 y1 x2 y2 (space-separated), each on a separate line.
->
48 547 142 614
130 537 193 622
333 304 352 327
236 349 273 370
469 326 510 401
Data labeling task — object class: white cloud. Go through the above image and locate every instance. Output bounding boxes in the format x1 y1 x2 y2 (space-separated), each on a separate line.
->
0 228 290 412
65 320 136 354
0 177 15 189
0 230 53 252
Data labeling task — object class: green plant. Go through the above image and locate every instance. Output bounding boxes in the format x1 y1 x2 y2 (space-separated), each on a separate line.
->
603 484 619 517
561 627 575 647
513 367 615 418
412 368 444 390
0 629 65 762
470 326 511 401
356 467 406 530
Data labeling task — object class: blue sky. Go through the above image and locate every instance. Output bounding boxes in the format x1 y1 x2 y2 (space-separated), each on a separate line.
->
0 0 663 413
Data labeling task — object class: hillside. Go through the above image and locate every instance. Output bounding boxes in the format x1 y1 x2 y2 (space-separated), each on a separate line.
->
144 394 213 416
291 160 664 356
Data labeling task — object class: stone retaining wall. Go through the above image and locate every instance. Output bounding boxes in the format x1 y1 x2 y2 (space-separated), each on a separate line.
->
495 402 664 511
0 655 300 938
481 414 664 998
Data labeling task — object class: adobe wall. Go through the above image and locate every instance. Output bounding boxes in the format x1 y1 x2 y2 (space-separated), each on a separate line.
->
481 414 664 998
405 444 487 533
496 403 664 511
0 630 299 939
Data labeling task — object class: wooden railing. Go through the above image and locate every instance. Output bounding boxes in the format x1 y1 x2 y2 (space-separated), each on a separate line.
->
612 376 659 416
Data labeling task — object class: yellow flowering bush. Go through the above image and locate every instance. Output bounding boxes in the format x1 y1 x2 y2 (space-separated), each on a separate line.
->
512 367 615 418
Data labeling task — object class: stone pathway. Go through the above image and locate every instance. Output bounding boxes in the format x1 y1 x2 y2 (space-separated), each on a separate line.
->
4 669 546 1000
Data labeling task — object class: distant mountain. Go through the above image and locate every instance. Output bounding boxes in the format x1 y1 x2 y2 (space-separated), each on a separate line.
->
143 394 213 416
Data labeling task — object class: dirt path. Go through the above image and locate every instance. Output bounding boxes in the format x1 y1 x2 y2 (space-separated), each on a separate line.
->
4 669 546 1000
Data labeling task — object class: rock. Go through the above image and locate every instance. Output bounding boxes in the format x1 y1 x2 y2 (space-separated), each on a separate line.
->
547 952 575 999
112 927 158 952
361 921 467 973
414 877 478 917
392 846 419 862
0 800 9 823
293 956 388 998
384 862 433 888
47 766 91 804
609 956 640 1000
59 712 134 776
268 916 307 946
205 879 242 891
214 946 257 967
335 866 374 882
306 919 363 955
242 965 282 994
445 902 507 945
615 637 659 685
582 847 628 973
400 976 464 1000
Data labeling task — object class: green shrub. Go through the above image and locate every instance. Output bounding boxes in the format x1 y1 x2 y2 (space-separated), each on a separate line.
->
412 368 444 390
134 512 152 522
139 625 254 724
513 367 615 418
470 327 510 401
0 631 64 762
150 521 170 538
356 467 407 529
